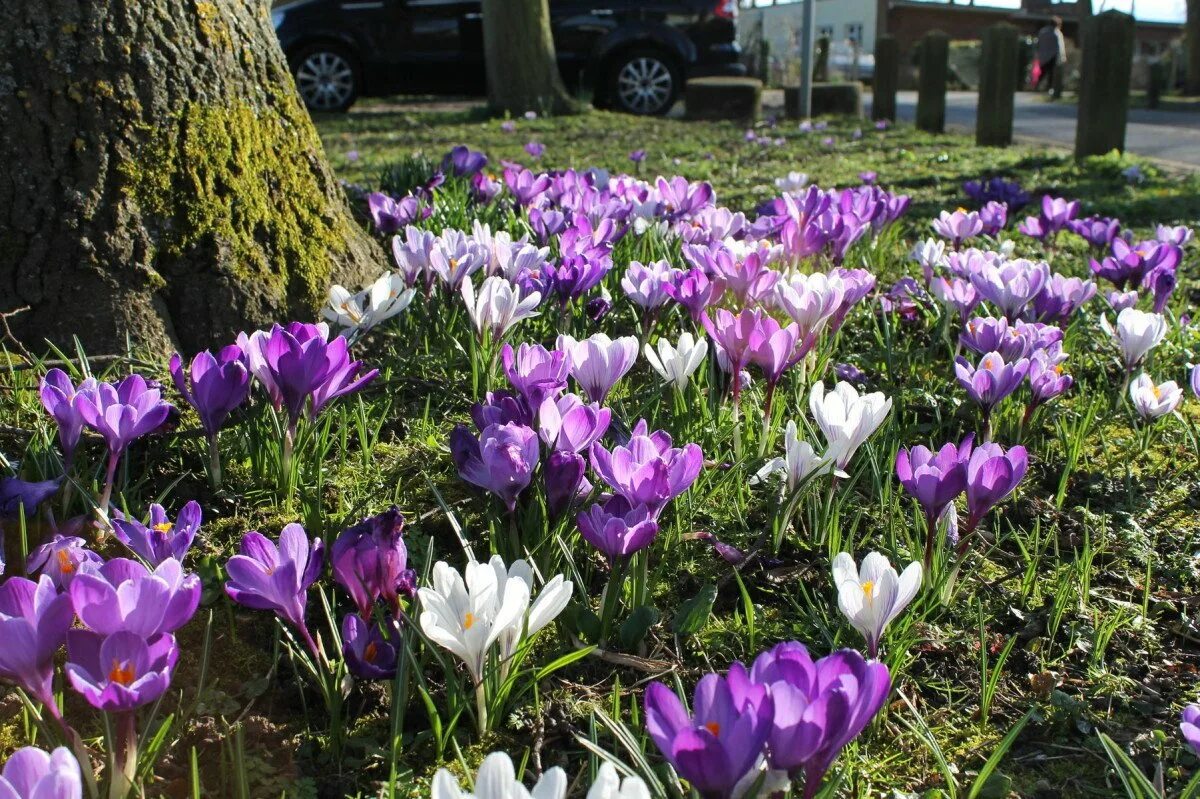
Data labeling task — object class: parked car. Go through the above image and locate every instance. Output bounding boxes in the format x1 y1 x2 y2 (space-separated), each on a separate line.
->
272 0 745 115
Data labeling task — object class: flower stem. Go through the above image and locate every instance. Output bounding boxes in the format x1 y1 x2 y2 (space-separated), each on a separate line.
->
598 558 629 648
110 712 137 799
207 434 223 489
475 681 489 737
281 423 296 508
97 450 121 520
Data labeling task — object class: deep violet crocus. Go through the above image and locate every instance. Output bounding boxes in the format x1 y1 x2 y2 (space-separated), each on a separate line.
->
644 665 775 799
69 558 200 638
545 450 589 519
449 422 539 512
0 477 60 521
65 629 178 712
225 524 325 658
961 442 1028 550
500 343 569 409
341 614 399 679
366 192 427 234
170 346 251 487
73 374 173 515
110 501 201 566
577 495 659 563
0 575 74 717
0 746 83 799
330 506 415 619
39 369 95 469
749 642 891 797
589 420 702 516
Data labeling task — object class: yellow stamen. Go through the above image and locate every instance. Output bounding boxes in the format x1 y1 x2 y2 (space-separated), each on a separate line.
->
862 580 875 605
463 612 475 630
152 522 173 534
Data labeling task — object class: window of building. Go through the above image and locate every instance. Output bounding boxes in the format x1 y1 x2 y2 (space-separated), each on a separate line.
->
817 25 834 41
845 22 863 44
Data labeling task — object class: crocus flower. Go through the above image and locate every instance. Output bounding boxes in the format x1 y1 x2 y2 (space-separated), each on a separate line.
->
587 762 651 799
773 272 844 339
1099 308 1167 372
323 273 417 336
1157 224 1194 246
449 422 539 512
225 524 325 656
931 208 983 248
556 333 638 404
330 506 414 619
749 642 890 796
954 351 1030 416
65 629 178 712
341 614 399 679
1028 352 1073 409
1039 195 1081 232
577 496 659 563
970 259 1049 320
0 746 82 799
38 369 95 468
701 308 762 396
1181 706 1200 757
753 420 837 489
0 477 60 521
1147 265 1177 314
537 394 610 453
808 381 892 473
1129 373 1182 420
644 332 708 391
111 501 201 566
930 276 981 323
500 343 569 409
644 666 775 799
462 275 541 343
431 752 567 799
777 172 808 193
1068 216 1122 249
523 141 544 159
832 552 922 657
366 192 426 234
590 420 703 515
979 201 1007 235
441 145 487 177
1106 290 1139 312
665 268 723 324
622 260 680 310
1191 364 1200 398
964 442 1028 535
828 267 876 331
911 238 948 283
27 535 102 591
0 575 74 714
238 322 378 429
169 346 251 439
895 437 972 530
471 390 533 429
545 450 589 518
69 557 200 638
1030 274 1097 325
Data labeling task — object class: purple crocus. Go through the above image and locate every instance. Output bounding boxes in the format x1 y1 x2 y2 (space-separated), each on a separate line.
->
749 642 891 797
27 535 102 590
1181 705 1200 757
524 141 544 160
341 614 399 679
629 149 647 164
441 145 487 178
65 630 178 712
1030 274 1097 325
970 259 1049 320
577 496 659 563
538 393 610 453
0 575 74 716
0 477 60 521
69 557 200 638
589 420 702 516
74 374 173 513
502 167 551 207
1028 351 1073 410
545 450 589 519
931 208 984 248
1191 364 1200 399
169 345 251 439
644 665 774 799
963 442 1028 542
664 267 723 324
110 501 201 566
449 422 539 512
978 201 1007 235
556 333 638 405
330 506 415 619
501 343 570 409
1068 216 1121 249
954 351 1030 420
225 523 325 656
895 437 972 532
0 746 82 799
366 192 426 234
39 369 95 469
1039 195 1080 233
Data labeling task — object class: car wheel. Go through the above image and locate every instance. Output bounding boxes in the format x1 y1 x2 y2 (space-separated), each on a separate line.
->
292 45 360 112
609 50 680 116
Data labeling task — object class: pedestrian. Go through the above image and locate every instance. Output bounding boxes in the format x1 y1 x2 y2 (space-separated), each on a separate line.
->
1035 16 1066 99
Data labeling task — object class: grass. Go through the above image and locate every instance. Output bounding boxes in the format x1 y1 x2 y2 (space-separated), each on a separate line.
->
2 101 1200 798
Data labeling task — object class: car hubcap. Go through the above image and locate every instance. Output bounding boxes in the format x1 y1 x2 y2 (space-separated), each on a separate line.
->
296 52 355 110
617 57 672 113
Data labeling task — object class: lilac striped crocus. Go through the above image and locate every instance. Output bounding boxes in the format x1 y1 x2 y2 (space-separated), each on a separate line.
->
69 557 200 638
0 575 74 717
537 394 610 453
501 343 569 409
970 259 1049 320
0 746 82 799
664 267 723 324
1039 195 1081 233
366 192 426 234
66 630 178 712
931 208 983 248
1029 274 1097 325
590 420 702 516
555 333 638 405
750 642 891 798
449 422 539 512
621 260 681 310
1068 215 1121 249
39 369 95 470
979 201 1007 236
225 524 325 657
896 437 972 546
1027 351 1073 410
111 501 201 566
577 495 658 564
644 665 774 799
955 352 1030 420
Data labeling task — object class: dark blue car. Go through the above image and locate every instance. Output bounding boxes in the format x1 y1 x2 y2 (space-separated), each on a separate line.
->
272 0 744 115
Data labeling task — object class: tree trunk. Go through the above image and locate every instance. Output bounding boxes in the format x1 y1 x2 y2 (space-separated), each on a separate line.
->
0 0 382 358
1077 0 1093 47
481 0 576 115
1188 0 1200 95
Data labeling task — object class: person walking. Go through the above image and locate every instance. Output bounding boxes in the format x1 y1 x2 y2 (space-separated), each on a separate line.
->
1035 16 1066 99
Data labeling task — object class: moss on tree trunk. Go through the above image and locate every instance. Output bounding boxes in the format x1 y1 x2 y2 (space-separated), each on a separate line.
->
0 0 382 357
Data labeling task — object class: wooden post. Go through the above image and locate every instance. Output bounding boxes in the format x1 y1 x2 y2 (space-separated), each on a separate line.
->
916 31 950 133
873 35 899 121
976 24 1019 146
1074 10 1135 158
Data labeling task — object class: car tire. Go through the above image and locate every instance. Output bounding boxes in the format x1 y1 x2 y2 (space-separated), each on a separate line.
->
291 43 360 113
607 49 681 116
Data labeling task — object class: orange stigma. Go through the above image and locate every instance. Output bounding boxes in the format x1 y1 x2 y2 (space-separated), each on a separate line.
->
108 660 136 686
705 721 721 736
364 642 378 663
463 612 476 630
56 550 75 574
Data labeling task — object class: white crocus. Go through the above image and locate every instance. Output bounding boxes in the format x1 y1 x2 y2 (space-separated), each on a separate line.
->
774 171 809 194
417 559 530 684
586 763 651 799
1129 373 1183 419
753 420 840 489
773 271 845 338
1100 307 1167 371
323 272 416 336
809 381 892 472
493 558 574 661
462 275 541 342
832 551 922 657
431 752 567 799
910 238 948 275
643 333 707 390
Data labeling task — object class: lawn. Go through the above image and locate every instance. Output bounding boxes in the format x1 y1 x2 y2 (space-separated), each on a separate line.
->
2 102 1200 799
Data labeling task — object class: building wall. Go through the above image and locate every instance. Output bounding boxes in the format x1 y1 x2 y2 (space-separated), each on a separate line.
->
740 0 877 60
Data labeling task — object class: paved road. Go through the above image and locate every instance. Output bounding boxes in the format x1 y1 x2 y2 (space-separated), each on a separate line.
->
888 90 1200 168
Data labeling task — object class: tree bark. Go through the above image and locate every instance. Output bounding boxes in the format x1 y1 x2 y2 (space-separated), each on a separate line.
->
1188 0 1200 95
0 0 382 358
481 0 576 115
1077 0 1093 48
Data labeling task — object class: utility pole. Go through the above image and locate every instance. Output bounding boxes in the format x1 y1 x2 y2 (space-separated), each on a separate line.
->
797 0 816 117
